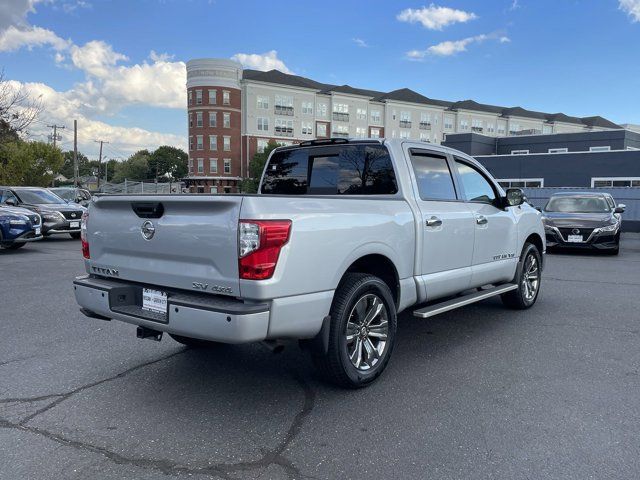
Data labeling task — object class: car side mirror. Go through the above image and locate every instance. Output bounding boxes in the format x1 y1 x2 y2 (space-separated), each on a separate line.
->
505 188 524 207
5 198 17 206
614 204 625 214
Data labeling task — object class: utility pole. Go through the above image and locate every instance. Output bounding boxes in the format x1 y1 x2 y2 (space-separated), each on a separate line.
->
94 139 109 190
47 124 65 148
73 120 78 186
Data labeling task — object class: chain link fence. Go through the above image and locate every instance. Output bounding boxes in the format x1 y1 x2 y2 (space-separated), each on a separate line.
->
99 181 185 194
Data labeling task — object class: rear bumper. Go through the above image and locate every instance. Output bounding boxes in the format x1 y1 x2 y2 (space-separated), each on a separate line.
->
73 276 270 343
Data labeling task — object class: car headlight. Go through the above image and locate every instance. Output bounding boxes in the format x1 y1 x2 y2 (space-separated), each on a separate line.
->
9 218 28 225
42 211 64 221
597 223 619 233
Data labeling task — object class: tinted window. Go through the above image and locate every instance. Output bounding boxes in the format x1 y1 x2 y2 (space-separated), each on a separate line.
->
409 151 457 201
455 160 497 204
545 196 610 213
14 188 66 204
261 144 397 195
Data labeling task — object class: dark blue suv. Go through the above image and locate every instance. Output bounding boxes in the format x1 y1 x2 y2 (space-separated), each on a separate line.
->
0 205 42 250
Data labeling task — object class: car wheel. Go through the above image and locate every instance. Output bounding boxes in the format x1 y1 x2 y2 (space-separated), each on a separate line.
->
501 242 542 310
70 232 81 239
311 273 397 388
169 334 219 348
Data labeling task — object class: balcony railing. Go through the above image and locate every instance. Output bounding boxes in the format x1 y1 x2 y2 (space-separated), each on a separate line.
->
399 120 412 128
332 112 349 122
419 122 431 130
332 132 349 138
275 126 294 137
472 126 483 133
274 105 294 116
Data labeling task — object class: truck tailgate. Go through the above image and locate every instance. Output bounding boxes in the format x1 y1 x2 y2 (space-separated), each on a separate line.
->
87 195 242 296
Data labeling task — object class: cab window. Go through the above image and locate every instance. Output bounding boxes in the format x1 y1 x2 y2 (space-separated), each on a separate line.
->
409 150 457 201
454 159 497 204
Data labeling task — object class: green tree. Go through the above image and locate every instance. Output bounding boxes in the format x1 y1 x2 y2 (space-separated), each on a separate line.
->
60 150 93 179
110 149 151 183
0 140 63 186
240 140 281 193
149 145 188 181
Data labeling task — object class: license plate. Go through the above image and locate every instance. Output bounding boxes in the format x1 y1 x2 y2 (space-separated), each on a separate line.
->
70 221 80 229
142 288 168 314
34 227 41 235
567 235 583 243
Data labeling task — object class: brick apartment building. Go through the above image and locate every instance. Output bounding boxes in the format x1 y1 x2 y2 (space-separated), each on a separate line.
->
184 58 620 193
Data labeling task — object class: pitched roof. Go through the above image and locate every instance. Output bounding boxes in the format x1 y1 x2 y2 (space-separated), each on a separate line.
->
319 84 385 98
374 88 451 107
449 99 503 114
242 69 333 90
580 116 621 129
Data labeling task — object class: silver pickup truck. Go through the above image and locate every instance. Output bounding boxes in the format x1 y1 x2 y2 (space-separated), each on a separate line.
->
74 138 545 387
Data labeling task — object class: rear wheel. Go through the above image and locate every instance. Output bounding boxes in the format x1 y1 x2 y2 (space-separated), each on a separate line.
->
501 242 542 310
70 232 81 239
311 273 397 388
169 334 219 348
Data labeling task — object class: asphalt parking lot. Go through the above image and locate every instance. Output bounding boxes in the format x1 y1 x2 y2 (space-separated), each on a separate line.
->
1 235 640 480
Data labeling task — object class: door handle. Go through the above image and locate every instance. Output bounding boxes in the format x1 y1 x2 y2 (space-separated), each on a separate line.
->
476 215 488 225
426 216 442 227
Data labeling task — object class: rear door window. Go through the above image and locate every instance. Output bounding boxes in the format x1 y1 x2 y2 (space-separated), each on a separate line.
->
261 144 397 195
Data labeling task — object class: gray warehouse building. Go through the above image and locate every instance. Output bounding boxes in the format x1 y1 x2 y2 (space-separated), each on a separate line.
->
442 129 640 188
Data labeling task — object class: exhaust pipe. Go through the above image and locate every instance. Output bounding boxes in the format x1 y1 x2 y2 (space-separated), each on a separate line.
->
261 340 285 354
137 326 163 342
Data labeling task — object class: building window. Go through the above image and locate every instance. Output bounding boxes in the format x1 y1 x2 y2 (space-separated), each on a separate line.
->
333 103 349 122
317 103 327 117
316 123 327 137
223 136 231 151
209 111 217 128
486 123 495 134
400 130 410 139
210 186 218 194
196 111 203 127
589 146 611 152
357 108 367 120
209 135 217 151
542 125 552 134
223 112 231 128
472 119 483 133
210 158 218 173
509 123 521 135
496 178 544 188
275 119 294 136
400 111 411 128
196 135 203 150
370 128 380 138
460 119 469 131
257 139 268 153
370 110 381 124
591 177 640 188
275 95 294 115
420 132 429 142
444 115 454 130
197 158 204 173
511 150 529 155
188 90 193 105
355 127 366 138
188 113 193 128
302 122 313 135
302 102 314 115
222 90 230 105
257 95 269 109
195 89 202 105
224 158 231 173
257 117 269 131
208 89 216 105
332 124 349 137
548 148 568 153
188 158 193 173
497 121 506 135
189 136 194 150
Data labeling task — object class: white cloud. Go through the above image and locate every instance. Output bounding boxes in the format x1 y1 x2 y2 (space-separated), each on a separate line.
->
509 0 520 11
69 40 128 76
0 0 44 31
0 24 70 51
230 50 293 74
353 38 369 47
406 33 508 59
397 4 477 30
619 0 640 22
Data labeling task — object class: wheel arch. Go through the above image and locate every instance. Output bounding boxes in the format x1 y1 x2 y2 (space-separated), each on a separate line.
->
339 253 400 308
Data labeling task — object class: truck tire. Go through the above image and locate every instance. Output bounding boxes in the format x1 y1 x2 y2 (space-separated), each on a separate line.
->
311 273 397 388
501 242 542 310
169 334 219 348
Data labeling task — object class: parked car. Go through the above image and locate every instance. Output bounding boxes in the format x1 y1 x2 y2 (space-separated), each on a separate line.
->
542 192 624 254
0 205 42 250
50 187 92 207
73 138 545 387
0 186 86 239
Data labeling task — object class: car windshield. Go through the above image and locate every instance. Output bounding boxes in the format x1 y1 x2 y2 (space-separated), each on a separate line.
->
545 196 610 213
50 188 74 201
15 188 66 205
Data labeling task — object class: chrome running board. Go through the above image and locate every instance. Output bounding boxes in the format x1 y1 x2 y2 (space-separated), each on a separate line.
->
413 283 518 318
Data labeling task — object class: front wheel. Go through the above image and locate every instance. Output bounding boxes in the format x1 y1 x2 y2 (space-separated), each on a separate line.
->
501 242 542 310
311 273 397 388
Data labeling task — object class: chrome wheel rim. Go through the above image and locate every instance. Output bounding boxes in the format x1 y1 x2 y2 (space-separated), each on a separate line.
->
345 294 389 371
522 253 540 301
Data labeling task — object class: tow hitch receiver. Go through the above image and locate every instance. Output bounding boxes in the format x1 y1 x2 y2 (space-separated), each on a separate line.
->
136 326 163 341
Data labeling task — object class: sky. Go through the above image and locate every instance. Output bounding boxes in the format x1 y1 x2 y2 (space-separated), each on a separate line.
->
1 0 639 159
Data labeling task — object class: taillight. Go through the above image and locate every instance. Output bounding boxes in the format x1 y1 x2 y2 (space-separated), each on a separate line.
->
81 210 90 259
238 220 291 280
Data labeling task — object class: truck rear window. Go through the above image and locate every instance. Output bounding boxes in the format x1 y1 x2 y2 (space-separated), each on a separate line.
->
261 144 398 195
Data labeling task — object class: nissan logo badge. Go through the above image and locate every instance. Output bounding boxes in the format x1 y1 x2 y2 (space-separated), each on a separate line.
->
572 228 580 235
141 220 155 240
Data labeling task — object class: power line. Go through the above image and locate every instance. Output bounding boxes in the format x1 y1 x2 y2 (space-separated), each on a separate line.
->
46 124 66 148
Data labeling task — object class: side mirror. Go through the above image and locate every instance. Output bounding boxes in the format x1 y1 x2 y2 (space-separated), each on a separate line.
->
614 204 625 214
535 206 542 212
75 196 83 203
5 198 17 206
505 188 524 207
